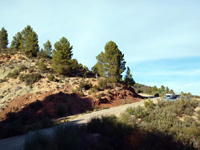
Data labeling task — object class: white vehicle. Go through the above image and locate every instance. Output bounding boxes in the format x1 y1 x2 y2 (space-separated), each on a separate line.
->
165 94 174 100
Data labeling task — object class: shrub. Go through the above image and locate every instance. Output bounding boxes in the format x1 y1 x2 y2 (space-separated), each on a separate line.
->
0 78 7 83
78 91 84 97
93 85 101 91
18 64 27 72
144 99 155 110
47 74 57 82
7 69 20 79
89 87 98 93
38 59 47 72
98 79 108 90
19 73 41 86
78 81 92 91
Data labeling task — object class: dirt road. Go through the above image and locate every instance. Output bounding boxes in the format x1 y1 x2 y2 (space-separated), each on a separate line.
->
0 97 159 150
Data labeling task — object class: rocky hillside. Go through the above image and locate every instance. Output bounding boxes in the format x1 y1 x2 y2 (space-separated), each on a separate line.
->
0 53 142 123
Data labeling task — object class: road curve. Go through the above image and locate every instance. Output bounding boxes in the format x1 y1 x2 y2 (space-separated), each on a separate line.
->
0 97 159 150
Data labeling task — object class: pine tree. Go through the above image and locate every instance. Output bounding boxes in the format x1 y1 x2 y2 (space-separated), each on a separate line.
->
124 67 135 88
20 25 33 50
160 85 165 92
95 41 126 82
52 37 73 74
10 32 22 50
0 27 8 50
24 31 39 57
166 87 169 93
43 40 52 57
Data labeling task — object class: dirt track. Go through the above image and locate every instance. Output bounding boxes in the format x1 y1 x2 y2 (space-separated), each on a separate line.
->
0 96 159 150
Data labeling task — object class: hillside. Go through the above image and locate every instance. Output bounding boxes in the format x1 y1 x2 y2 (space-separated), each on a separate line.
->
0 52 143 138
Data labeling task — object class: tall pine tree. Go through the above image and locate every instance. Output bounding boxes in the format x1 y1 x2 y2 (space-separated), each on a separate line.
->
10 32 22 50
24 31 39 57
52 37 73 74
43 40 52 57
20 25 33 50
0 27 8 50
124 67 135 88
95 41 126 82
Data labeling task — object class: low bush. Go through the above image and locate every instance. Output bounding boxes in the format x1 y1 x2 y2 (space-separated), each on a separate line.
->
19 73 41 86
38 59 47 72
18 64 27 72
47 74 57 82
144 99 155 110
78 81 92 91
98 79 108 90
7 69 20 79
7 65 27 79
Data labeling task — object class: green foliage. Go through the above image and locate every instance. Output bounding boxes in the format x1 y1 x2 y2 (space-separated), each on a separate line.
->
19 73 41 86
38 59 47 72
144 99 155 110
52 37 73 75
11 25 39 57
18 64 27 72
47 74 57 82
24 31 39 57
78 81 92 91
78 91 84 97
134 83 175 97
95 41 126 82
98 78 108 90
124 98 200 149
43 40 52 57
0 27 8 50
10 32 22 50
6 65 27 79
124 67 135 88
7 69 20 79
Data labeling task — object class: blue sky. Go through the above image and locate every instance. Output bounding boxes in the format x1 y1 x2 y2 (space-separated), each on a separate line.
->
0 0 200 95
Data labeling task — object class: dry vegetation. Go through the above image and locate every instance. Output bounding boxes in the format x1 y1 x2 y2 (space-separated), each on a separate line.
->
0 52 141 139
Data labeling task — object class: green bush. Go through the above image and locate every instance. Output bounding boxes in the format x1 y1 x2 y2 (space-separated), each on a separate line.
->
93 84 101 91
19 73 41 86
98 79 108 90
78 81 92 91
38 59 47 72
7 69 20 79
47 74 57 82
144 99 155 110
18 64 27 72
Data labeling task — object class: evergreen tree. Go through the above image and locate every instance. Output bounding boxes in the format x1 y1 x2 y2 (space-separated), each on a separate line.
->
52 37 73 74
160 85 165 92
38 59 47 72
95 41 126 82
124 67 135 88
10 32 22 50
0 27 8 50
24 31 39 57
20 25 33 50
43 40 52 57
166 87 169 93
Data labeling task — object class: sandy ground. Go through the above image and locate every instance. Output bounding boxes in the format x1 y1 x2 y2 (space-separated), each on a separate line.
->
0 96 159 150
